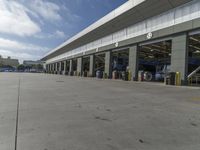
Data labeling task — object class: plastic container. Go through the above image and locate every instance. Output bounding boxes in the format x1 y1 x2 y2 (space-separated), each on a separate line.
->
165 72 176 85
112 71 117 79
138 71 144 81
96 70 102 79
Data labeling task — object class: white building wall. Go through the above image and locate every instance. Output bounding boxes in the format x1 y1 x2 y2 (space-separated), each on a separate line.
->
47 0 200 64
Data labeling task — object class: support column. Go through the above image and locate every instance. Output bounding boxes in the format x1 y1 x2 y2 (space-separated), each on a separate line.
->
77 57 83 76
48 64 50 73
63 61 66 75
69 60 73 76
55 63 58 74
46 64 48 73
53 63 55 74
129 45 139 81
171 33 188 85
105 51 112 79
59 62 62 74
89 55 94 77
51 64 53 73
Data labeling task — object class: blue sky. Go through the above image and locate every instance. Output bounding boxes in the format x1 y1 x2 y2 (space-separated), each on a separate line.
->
0 0 127 63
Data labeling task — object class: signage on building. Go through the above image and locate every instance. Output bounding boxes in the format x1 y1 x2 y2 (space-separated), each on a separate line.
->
115 42 119 47
147 32 153 39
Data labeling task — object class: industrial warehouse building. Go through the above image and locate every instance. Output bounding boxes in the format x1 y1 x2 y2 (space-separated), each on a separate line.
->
42 0 200 86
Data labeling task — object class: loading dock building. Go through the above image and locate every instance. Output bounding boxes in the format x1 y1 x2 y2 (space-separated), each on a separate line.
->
42 0 200 85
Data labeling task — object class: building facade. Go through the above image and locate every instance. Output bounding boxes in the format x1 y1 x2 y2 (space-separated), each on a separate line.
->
0 56 19 67
42 0 200 85
23 60 44 66
23 60 44 72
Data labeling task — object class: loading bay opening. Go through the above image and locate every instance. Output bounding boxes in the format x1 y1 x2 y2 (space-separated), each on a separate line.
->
188 33 200 85
94 53 105 78
82 57 90 77
138 40 172 83
111 49 129 80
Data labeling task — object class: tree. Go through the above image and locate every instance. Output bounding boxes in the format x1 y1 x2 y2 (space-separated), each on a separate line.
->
17 64 25 71
37 64 43 70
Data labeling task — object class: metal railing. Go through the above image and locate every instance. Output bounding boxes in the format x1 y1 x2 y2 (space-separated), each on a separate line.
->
188 66 200 86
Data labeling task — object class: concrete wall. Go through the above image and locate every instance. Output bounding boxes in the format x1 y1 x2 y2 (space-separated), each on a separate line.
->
129 46 138 81
171 33 188 84
89 55 94 77
69 60 73 75
104 51 112 78
77 57 83 76
63 61 66 75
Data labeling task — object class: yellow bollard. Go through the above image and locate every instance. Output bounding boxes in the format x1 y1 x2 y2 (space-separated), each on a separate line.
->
175 72 181 86
128 70 132 81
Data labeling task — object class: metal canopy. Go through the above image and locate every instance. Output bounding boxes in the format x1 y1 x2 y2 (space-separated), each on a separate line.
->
42 0 192 61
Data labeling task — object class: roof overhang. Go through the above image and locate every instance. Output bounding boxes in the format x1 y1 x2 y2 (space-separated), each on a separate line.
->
41 0 192 61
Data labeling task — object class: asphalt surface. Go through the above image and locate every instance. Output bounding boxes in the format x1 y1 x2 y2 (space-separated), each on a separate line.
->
0 73 200 150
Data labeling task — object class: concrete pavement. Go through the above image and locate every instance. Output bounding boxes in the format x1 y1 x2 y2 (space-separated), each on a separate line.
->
0 73 200 150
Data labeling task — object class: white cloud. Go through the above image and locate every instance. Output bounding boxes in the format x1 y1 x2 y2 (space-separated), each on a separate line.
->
0 49 40 63
0 38 49 53
0 0 41 36
61 5 81 22
0 37 50 63
30 0 61 21
35 30 67 39
55 30 66 38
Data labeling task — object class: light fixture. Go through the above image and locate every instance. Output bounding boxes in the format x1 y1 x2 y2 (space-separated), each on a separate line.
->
148 55 154 58
194 50 200 53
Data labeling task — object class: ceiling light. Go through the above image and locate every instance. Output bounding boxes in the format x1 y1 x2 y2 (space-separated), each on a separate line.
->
194 50 200 53
148 56 154 58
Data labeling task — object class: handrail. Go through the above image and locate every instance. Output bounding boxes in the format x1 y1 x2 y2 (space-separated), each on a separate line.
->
188 66 200 79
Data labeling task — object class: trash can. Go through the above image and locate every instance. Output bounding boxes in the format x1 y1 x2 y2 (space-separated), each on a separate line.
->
83 71 87 77
122 71 125 81
125 72 129 81
69 71 73 76
165 72 176 85
74 71 77 76
103 72 108 79
96 70 102 79
112 71 117 79
138 71 144 81
122 71 129 81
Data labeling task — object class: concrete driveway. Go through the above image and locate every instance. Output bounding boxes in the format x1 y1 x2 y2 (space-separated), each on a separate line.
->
0 73 200 150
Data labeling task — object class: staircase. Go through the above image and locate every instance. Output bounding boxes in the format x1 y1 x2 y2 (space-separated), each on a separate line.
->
188 66 200 86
